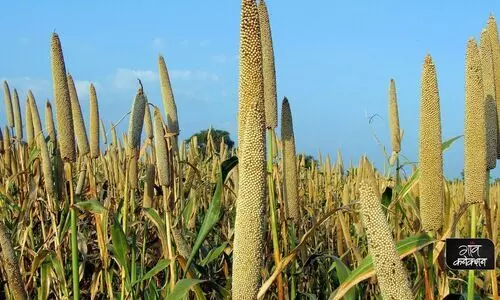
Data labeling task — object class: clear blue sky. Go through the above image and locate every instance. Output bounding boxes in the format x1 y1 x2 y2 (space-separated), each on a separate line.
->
1 1 499 179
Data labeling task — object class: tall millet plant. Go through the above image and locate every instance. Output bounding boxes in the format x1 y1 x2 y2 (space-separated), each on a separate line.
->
50 32 80 300
232 0 266 298
464 38 487 299
258 0 283 298
418 54 444 233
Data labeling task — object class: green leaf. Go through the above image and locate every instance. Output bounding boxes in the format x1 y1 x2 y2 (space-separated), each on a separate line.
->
380 187 392 214
47 252 68 297
143 208 168 257
74 199 105 214
442 135 462 151
329 233 435 300
30 249 50 278
39 260 51 300
133 259 171 286
328 256 357 300
182 193 195 226
220 156 238 180
146 281 159 300
166 279 205 300
186 157 238 269
28 147 40 168
111 216 129 273
199 242 228 266
391 135 462 216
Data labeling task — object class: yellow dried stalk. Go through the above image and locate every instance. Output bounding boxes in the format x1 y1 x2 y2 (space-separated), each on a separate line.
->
12 89 23 141
389 79 401 153
89 83 100 158
3 81 14 128
67 73 90 156
45 101 57 144
464 39 487 204
158 55 179 135
237 0 264 152
29 91 54 196
282 97 299 221
358 159 413 300
50 32 76 162
232 99 266 300
418 54 444 231
486 15 500 158
479 29 498 170
258 0 277 129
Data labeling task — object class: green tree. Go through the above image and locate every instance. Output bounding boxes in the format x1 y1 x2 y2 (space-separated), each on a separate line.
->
187 128 235 154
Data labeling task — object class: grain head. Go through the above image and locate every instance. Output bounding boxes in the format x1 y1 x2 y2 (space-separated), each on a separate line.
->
3 126 10 172
158 55 179 135
127 81 147 150
29 90 54 196
0 127 4 154
25 97 34 147
418 54 444 231
464 39 487 204
358 159 413 300
144 103 153 140
3 81 14 128
12 89 23 141
258 0 277 129
50 32 76 162
480 29 498 170
237 0 264 152
89 83 100 158
486 15 500 159
389 79 401 153
45 101 57 143
153 107 170 187
232 98 266 300
281 97 299 221
0 223 27 300
143 163 155 208
67 73 90 156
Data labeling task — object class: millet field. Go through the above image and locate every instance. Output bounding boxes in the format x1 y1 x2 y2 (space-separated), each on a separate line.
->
0 0 499 299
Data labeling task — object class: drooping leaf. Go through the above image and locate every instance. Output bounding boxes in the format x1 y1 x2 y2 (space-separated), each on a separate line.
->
328 256 357 300
186 157 238 269
329 233 435 300
442 135 462 151
381 187 392 214
199 242 229 266
133 259 171 286
111 216 129 273
74 199 105 214
166 279 205 300
143 208 169 258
